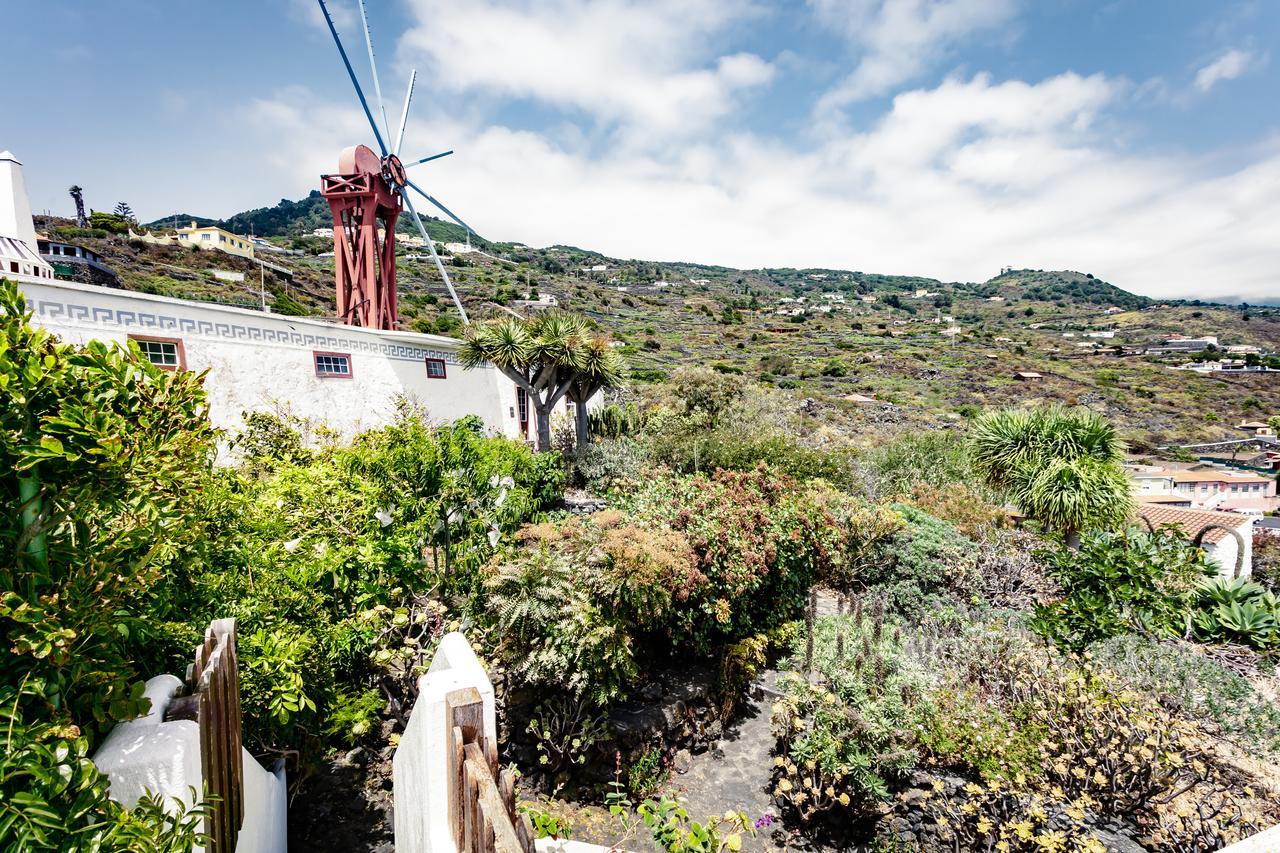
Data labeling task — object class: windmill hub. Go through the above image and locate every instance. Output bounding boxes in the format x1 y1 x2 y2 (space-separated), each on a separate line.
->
381 154 407 190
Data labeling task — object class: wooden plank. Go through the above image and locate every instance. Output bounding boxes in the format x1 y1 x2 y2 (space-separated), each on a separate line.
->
450 726 466 852
464 743 525 853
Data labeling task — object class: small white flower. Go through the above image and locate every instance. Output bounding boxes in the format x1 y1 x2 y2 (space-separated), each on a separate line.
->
488 529 500 548
489 474 500 488
375 508 393 527
283 537 302 552
499 476 515 489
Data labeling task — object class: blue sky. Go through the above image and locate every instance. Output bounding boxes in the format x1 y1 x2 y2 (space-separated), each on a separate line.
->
4 0 1277 301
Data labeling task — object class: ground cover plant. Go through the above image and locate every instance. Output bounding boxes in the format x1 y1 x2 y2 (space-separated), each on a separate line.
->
6 269 1279 853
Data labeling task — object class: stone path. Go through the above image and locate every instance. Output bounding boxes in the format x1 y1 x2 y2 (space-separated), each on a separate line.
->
668 670 789 849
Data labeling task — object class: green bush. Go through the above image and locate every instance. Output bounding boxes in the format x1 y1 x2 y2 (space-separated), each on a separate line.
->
864 504 980 614
148 408 563 764
574 437 651 493
1030 528 1212 650
859 430 974 499
1090 634 1280 756
1 279 216 848
771 610 920 819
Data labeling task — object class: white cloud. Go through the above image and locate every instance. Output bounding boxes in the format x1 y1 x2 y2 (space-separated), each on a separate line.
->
242 69 1280 303
394 0 772 142
809 0 1020 114
1193 47 1259 92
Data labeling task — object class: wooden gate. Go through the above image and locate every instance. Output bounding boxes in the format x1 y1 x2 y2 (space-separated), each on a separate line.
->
446 687 534 853
166 618 244 853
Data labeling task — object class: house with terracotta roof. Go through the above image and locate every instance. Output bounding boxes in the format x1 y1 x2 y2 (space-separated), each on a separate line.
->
1136 505 1254 578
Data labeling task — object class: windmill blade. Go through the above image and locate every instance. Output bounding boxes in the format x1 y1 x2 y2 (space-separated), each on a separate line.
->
402 191 470 326
315 0 388 155
405 178 477 235
357 0 393 146
405 150 453 168
393 69 417 156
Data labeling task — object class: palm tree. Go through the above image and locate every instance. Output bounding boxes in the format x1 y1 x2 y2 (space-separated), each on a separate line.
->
460 312 624 451
68 186 87 227
970 406 1132 542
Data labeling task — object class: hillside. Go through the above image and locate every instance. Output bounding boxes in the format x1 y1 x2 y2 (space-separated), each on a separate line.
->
144 190 483 246
39 201 1280 451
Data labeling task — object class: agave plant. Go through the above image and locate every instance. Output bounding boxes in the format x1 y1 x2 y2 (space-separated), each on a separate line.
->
1198 576 1266 608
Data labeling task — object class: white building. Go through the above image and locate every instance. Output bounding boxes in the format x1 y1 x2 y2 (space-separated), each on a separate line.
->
1 150 545 448
22 277 528 446
0 151 56 284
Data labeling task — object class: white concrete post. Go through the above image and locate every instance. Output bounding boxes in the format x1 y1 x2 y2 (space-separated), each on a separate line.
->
393 632 497 853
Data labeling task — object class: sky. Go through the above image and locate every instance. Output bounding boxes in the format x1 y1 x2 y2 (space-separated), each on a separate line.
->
4 0 1278 302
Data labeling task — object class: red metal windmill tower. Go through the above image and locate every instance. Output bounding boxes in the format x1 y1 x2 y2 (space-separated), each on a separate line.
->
316 0 473 331
322 144 403 329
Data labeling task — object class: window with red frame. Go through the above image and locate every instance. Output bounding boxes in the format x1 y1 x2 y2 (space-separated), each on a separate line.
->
425 357 447 379
314 351 353 378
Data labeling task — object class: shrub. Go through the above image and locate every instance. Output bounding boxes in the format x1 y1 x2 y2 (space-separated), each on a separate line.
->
863 504 980 614
574 438 650 494
900 481 1007 538
1031 528 1212 650
1090 634 1280 756
150 410 560 764
771 610 920 820
859 430 974 499
1 279 216 847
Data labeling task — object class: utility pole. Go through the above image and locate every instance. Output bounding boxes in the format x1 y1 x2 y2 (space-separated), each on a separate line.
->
260 262 267 312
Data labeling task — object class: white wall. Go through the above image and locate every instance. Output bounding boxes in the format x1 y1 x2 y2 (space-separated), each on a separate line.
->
19 279 524 444
1204 528 1252 579
92 675 287 853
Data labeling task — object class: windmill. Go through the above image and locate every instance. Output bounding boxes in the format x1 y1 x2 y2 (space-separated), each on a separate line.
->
315 0 474 330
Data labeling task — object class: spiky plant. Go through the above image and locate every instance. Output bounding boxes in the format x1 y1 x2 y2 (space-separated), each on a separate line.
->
459 312 624 450
970 406 1132 541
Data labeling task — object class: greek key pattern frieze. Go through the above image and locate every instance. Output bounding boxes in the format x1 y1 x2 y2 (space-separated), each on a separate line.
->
34 298 459 364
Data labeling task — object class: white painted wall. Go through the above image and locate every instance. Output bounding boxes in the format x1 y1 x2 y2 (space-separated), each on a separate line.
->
91 675 287 853
1203 528 1252 579
394 632 498 853
18 279 525 444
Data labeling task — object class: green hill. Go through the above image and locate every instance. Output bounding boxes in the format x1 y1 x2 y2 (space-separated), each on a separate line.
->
148 190 484 246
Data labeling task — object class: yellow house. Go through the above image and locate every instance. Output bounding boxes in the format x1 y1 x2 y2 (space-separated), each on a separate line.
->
130 221 255 260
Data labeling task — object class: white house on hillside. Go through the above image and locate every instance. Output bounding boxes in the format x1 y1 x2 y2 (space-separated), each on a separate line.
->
1 150 541 448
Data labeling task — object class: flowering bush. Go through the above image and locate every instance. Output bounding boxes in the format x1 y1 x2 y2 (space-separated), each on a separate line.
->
771 606 920 820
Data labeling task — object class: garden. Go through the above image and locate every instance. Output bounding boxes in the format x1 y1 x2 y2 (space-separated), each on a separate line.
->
3 279 1279 852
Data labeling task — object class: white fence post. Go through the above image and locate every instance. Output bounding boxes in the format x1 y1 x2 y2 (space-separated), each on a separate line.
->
394 632 498 853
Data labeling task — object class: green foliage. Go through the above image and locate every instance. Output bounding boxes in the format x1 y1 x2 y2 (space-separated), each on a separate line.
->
865 504 980 614
772 611 920 818
1 280 218 847
608 792 755 853
573 437 651 493
589 402 645 439
860 430 974 499
1030 528 1212 650
1090 634 1280 756
526 696 610 777
626 746 668 798
969 406 1132 535
151 408 562 763
1190 578 1279 649
88 211 130 234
